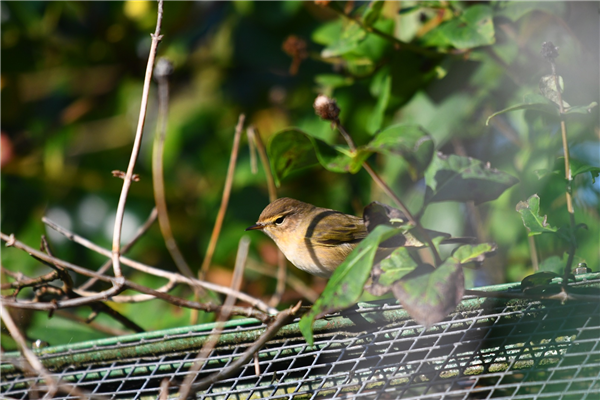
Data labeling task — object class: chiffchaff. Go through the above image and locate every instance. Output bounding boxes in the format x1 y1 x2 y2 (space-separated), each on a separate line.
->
246 198 366 277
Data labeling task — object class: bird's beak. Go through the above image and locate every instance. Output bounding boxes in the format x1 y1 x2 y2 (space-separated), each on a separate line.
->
245 223 265 231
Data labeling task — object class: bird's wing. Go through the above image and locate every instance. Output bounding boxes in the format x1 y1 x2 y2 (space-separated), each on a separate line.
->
310 213 368 247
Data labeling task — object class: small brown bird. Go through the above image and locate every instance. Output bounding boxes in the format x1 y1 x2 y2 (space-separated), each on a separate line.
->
246 198 366 277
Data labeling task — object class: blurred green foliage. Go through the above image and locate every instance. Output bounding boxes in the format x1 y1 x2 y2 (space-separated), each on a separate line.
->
1 1 598 348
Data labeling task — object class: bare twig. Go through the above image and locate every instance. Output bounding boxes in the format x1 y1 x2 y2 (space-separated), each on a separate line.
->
159 378 170 400
528 236 539 272
152 57 195 280
79 207 158 291
40 235 74 293
199 114 246 278
1 232 275 320
1 268 59 291
178 237 250 399
1 302 58 399
185 301 302 398
75 279 176 303
248 126 277 200
248 126 287 308
39 221 277 314
111 0 163 280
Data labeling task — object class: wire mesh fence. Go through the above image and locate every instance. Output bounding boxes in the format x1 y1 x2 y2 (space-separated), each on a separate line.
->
2 275 599 399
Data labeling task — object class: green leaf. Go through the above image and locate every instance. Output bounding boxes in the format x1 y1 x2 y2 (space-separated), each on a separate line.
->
539 255 566 275
268 128 319 186
535 157 600 183
362 0 385 27
486 92 596 124
486 93 558 125
312 19 343 46
539 75 570 108
366 124 434 175
425 5 495 50
451 243 497 264
391 259 465 328
497 2 566 22
424 153 518 205
366 70 392 134
521 271 560 290
299 225 399 345
376 247 419 287
570 158 600 183
515 194 558 236
564 101 598 115
321 20 367 58
268 128 373 185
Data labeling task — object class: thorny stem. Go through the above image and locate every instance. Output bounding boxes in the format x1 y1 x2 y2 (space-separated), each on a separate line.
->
334 121 443 267
111 0 164 280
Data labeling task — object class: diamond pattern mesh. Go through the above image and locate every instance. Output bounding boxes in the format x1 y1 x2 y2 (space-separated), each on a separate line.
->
2 279 599 399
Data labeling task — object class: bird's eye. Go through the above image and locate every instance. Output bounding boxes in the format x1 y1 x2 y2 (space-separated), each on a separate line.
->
274 216 285 225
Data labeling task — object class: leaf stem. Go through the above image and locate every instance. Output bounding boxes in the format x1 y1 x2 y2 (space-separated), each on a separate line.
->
548 53 577 288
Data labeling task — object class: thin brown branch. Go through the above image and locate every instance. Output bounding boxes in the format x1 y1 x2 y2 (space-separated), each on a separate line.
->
39 220 277 314
80 207 158 291
5 242 143 332
528 236 539 272
248 126 277 200
159 378 170 400
152 57 195 280
111 0 163 279
543 42 577 287
75 279 176 303
1 302 58 398
40 235 74 293
178 237 250 399
553 76 577 287
199 113 246 278
1 268 58 291
1 232 274 321
185 301 302 398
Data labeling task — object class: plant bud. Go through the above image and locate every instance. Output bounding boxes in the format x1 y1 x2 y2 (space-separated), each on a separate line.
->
541 41 559 63
313 94 340 121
